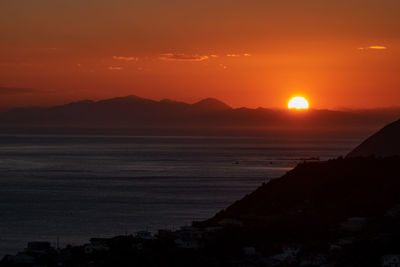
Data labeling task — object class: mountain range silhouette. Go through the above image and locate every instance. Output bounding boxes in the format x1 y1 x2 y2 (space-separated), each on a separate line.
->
0 95 399 136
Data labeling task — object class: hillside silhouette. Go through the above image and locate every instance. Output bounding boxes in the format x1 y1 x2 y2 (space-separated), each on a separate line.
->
347 119 400 157
198 119 400 244
201 156 400 230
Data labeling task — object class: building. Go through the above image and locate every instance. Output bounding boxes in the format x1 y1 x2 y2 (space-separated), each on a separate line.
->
135 231 156 240
84 238 110 254
341 217 368 231
25 241 52 253
381 254 400 267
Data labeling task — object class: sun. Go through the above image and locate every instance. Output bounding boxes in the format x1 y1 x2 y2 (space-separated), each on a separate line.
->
288 96 309 110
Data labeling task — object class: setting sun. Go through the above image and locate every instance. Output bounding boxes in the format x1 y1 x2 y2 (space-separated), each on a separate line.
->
288 96 309 110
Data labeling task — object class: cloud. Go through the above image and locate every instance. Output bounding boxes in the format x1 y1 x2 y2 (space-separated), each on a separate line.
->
113 56 139 61
108 66 122 70
358 45 388 51
154 52 251 62
0 87 41 95
159 53 209 62
369 46 387 50
226 53 251 57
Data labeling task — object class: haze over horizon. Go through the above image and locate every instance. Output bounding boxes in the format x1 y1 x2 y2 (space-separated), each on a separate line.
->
1 0 400 110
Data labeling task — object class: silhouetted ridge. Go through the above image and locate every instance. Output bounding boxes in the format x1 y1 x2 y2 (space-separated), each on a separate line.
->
199 156 400 240
159 99 186 104
192 98 232 110
96 95 157 105
347 118 400 157
63 100 94 106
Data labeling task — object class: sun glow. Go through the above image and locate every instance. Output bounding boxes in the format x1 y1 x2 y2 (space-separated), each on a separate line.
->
288 96 309 110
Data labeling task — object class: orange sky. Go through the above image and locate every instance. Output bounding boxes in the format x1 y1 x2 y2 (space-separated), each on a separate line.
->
0 0 399 110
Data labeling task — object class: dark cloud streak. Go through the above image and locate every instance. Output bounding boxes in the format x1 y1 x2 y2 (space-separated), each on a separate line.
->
0 87 41 95
159 53 209 62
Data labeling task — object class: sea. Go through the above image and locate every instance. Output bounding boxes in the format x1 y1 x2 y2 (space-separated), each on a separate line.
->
0 134 361 256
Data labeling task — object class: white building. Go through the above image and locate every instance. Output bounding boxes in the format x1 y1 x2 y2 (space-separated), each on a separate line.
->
135 231 156 240
341 217 368 231
174 226 203 249
84 238 110 254
174 238 200 249
9 253 35 264
381 254 400 267
269 247 300 264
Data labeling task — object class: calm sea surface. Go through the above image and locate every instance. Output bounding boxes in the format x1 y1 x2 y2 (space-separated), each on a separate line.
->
0 134 361 256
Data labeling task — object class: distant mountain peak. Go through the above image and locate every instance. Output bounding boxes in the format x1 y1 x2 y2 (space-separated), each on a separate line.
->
159 98 175 103
61 100 94 108
159 99 186 105
122 94 145 100
106 95 145 101
67 100 94 105
192 98 232 110
96 95 157 105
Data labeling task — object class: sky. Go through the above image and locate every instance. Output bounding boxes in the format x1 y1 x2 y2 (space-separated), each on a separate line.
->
0 0 399 110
